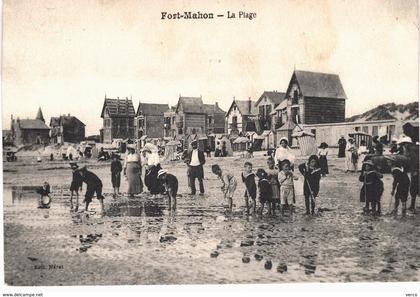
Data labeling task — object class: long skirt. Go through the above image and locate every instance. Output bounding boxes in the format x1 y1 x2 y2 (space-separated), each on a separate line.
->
271 182 280 203
145 164 162 195
126 162 143 194
319 155 329 175
345 153 357 172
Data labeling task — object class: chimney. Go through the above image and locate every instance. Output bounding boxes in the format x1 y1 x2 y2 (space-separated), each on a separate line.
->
215 102 218 107
68 113 70 117
248 97 252 113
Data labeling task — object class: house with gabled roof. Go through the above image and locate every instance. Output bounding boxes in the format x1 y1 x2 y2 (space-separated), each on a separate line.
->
100 97 136 143
135 102 169 139
50 114 86 144
226 98 258 136
11 107 50 146
276 70 347 145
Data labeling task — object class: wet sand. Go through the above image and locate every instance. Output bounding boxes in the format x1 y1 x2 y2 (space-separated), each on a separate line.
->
3 153 420 285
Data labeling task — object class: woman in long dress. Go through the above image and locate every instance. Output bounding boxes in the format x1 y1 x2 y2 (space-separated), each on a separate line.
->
345 138 358 173
274 137 296 169
357 140 369 172
143 148 163 195
318 142 329 176
123 145 143 198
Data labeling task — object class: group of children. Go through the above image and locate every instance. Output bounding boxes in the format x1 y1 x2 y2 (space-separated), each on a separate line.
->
212 155 322 216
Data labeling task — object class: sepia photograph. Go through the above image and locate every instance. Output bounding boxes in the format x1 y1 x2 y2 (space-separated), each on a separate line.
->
1 0 419 295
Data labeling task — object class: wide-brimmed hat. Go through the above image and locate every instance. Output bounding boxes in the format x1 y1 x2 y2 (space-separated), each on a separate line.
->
397 135 412 145
363 160 374 166
279 137 288 144
127 144 136 150
391 166 404 173
348 138 355 142
157 169 167 178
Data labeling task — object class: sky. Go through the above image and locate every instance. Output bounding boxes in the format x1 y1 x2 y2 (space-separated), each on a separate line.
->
2 0 418 135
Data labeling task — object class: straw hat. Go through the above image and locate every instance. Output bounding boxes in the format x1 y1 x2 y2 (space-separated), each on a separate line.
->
397 135 412 145
157 169 167 178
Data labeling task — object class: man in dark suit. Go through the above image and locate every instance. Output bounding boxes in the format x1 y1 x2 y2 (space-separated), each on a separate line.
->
186 140 206 195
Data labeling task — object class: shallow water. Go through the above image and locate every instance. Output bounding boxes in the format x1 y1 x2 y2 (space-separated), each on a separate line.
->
3 156 420 285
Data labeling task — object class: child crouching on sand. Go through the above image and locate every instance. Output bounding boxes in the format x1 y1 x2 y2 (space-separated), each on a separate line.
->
212 164 237 213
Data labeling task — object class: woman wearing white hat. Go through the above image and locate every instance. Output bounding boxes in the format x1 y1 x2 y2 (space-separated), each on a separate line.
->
123 145 143 198
345 138 357 173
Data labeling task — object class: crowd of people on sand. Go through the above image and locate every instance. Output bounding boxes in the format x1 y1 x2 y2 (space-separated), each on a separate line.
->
35 133 418 219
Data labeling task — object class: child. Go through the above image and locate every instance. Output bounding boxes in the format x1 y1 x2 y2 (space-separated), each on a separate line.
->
359 160 384 215
212 164 237 213
157 169 178 211
266 158 280 214
256 169 273 216
298 155 322 215
241 162 257 215
69 162 83 211
278 159 298 216
79 166 105 214
36 181 51 209
391 166 410 217
111 154 122 197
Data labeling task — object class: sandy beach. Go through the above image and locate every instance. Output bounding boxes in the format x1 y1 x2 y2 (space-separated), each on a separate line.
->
3 152 420 285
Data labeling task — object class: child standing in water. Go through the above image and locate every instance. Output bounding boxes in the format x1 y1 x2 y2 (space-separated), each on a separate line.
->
266 157 280 214
241 162 257 215
359 160 383 215
256 169 273 215
212 164 237 213
36 181 51 208
278 159 298 216
110 154 122 198
69 162 83 211
390 166 410 217
299 155 322 215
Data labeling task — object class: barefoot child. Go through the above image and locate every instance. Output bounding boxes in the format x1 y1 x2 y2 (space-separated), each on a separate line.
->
157 169 178 211
256 169 273 215
79 166 105 214
266 157 280 214
111 154 122 197
69 162 83 211
391 166 410 217
359 160 383 215
299 155 322 215
212 164 237 213
278 160 298 216
241 162 257 215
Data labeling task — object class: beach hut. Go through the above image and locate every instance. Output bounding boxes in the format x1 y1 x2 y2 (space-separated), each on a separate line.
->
164 140 181 161
233 136 250 152
292 130 317 156
348 131 372 148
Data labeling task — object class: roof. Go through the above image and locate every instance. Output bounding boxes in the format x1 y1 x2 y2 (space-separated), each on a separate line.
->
274 99 288 111
227 100 257 116
255 91 286 107
50 116 86 127
176 97 205 113
136 103 170 116
17 119 50 130
36 107 45 122
289 70 347 99
203 103 225 114
100 98 136 118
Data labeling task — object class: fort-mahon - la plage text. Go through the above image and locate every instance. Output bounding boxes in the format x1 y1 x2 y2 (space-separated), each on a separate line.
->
161 11 257 20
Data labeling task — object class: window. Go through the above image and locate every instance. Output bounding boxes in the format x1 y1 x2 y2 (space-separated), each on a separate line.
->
259 105 265 117
389 125 396 139
138 119 144 127
291 107 300 124
266 105 272 116
372 126 378 136
362 126 369 134
292 90 299 105
208 116 213 124
178 128 183 134
355 126 360 131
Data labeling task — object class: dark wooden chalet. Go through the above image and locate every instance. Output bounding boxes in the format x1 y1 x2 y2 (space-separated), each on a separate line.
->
50 114 86 144
135 103 169 139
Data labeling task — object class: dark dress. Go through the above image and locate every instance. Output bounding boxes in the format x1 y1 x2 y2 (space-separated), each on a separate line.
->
258 178 272 204
70 170 83 192
111 160 122 188
241 172 257 200
81 170 104 203
392 170 410 203
161 173 179 198
359 170 384 204
338 138 347 158
145 164 163 195
298 163 321 213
